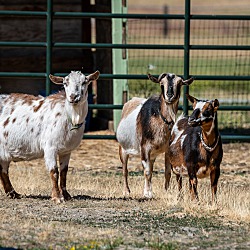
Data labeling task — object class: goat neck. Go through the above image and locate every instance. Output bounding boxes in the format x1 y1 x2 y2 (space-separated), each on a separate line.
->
65 96 88 128
200 113 220 151
160 94 178 126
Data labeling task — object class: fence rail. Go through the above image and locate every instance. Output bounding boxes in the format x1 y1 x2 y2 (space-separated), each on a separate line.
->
0 0 249 141
1 72 250 81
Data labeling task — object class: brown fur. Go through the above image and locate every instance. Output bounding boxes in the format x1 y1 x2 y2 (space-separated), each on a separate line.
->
3 117 10 127
169 96 223 202
121 97 145 119
33 100 45 112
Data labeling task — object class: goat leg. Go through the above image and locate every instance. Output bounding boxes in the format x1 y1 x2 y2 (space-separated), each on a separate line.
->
59 154 71 200
119 145 130 196
0 163 20 198
164 151 171 190
0 163 21 199
50 168 64 203
210 166 220 204
141 150 154 198
188 175 199 201
59 166 71 201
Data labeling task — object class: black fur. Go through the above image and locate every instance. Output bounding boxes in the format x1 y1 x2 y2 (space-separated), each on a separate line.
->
137 95 161 141
179 115 223 169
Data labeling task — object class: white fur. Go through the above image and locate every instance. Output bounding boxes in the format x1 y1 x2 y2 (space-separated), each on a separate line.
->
116 99 146 155
117 74 193 198
0 71 98 171
171 113 185 146
195 101 206 111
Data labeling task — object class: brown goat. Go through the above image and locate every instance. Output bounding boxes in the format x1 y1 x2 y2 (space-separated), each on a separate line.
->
169 94 223 202
116 73 194 198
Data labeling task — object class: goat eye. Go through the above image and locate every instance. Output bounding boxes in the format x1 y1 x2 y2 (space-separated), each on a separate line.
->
63 79 69 86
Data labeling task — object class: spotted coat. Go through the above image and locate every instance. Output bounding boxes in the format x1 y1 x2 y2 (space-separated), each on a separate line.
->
0 70 100 203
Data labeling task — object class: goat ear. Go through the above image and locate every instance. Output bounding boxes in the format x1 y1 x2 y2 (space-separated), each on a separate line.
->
86 70 100 83
186 94 197 104
213 99 220 111
148 74 159 83
182 77 194 85
49 74 64 85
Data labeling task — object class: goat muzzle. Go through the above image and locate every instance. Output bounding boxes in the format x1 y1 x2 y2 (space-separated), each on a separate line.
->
69 94 81 104
188 117 201 127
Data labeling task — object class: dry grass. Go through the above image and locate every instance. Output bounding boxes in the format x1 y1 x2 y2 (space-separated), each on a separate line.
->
0 131 249 249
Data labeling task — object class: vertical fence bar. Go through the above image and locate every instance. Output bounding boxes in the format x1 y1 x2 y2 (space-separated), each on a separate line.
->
112 0 128 131
183 0 191 115
46 0 52 96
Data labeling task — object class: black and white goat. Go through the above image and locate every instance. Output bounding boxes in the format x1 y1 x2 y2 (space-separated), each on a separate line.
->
116 73 194 198
169 94 223 202
0 70 100 203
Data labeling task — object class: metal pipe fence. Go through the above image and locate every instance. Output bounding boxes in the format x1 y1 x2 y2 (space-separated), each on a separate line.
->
0 0 249 141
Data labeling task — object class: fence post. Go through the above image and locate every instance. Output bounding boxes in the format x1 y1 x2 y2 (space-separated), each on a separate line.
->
112 0 128 131
46 0 52 96
183 0 191 115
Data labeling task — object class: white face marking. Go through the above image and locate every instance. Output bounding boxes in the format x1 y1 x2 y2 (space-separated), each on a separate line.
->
194 101 206 111
160 74 182 103
168 73 174 78
193 101 212 122
64 71 87 104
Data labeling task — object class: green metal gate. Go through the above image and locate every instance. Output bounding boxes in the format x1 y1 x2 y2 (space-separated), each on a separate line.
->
0 0 249 141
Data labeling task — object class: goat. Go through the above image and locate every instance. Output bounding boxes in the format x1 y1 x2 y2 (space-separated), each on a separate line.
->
116 73 194 198
169 94 223 202
0 70 100 203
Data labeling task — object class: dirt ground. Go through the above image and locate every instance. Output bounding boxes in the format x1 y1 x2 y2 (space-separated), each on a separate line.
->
0 131 249 250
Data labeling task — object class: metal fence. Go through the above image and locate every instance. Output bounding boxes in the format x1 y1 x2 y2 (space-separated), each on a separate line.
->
127 18 250 138
0 0 249 141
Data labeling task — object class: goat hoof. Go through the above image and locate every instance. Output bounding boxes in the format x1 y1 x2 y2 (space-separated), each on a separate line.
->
143 191 153 199
51 191 65 203
61 190 72 201
51 196 65 204
7 190 21 199
123 189 131 197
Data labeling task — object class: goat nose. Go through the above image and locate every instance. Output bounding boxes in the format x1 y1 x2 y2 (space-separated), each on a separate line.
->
70 94 75 101
167 86 174 98
188 117 194 123
70 94 79 103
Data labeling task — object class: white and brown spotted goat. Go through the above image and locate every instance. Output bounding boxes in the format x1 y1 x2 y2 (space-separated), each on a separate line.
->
116 73 194 198
0 70 100 203
169 94 223 202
